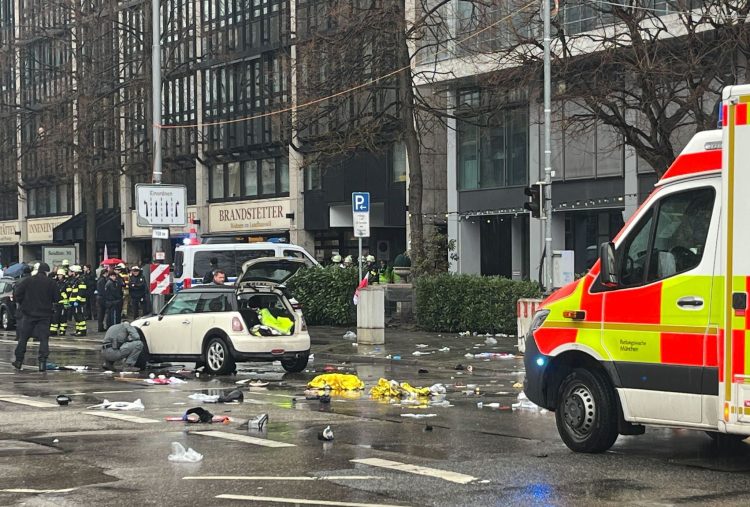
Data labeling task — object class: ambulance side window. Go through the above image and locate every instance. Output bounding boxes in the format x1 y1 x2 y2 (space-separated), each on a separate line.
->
618 209 654 287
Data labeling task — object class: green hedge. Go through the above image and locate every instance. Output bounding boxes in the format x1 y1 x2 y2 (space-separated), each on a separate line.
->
414 274 542 334
286 266 358 326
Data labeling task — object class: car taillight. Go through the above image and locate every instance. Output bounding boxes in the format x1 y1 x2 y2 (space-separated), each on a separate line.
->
183 278 191 289
232 316 244 332
300 316 307 332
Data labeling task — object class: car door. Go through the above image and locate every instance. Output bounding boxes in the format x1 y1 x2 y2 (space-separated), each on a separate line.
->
146 291 201 354
601 180 719 424
190 292 234 354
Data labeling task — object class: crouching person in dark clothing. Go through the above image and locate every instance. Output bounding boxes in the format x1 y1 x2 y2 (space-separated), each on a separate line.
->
101 321 146 372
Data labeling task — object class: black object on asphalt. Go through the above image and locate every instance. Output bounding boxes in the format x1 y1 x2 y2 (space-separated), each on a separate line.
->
455 364 465 370
318 425 334 441
185 407 214 423
218 389 244 403
418 368 429 374
319 394 331 404
56 395 72 406
424 425 434 432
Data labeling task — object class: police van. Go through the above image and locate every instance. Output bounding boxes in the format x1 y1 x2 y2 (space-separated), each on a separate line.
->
173 243 318 290
524 84 750 452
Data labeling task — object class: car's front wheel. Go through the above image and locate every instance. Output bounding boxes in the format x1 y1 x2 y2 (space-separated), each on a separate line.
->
281 351 309 373
555 368 619 453
204 336 236 375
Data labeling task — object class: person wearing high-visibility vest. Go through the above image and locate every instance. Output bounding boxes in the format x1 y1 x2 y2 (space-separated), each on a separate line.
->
66 265 88 336
116 263 130 319
50 269 70 336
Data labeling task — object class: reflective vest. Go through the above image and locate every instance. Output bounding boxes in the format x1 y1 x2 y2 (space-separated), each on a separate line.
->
67 276 87 303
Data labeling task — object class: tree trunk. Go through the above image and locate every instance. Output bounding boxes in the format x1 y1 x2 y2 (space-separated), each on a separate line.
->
397 0 424 276
84 170 97 265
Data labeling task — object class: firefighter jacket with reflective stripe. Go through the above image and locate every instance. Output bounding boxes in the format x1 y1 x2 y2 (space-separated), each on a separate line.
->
55 279 70 306
66 276 87 303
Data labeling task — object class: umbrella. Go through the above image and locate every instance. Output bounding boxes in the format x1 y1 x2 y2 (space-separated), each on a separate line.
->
101 258 125 266
3 263 28 278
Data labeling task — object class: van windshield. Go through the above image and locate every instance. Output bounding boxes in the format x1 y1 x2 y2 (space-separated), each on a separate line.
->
192 249 276 279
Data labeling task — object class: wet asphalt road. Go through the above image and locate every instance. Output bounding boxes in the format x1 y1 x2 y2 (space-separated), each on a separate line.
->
1 329 750 506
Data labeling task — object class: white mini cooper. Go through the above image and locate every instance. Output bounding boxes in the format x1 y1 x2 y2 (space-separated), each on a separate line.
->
132 258 310 375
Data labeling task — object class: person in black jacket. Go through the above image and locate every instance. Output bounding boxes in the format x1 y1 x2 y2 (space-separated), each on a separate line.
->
202 257 219 284
96 269 109 332
128 266 150 319
103 271 124 328
12 262 58 372
82 264 97 320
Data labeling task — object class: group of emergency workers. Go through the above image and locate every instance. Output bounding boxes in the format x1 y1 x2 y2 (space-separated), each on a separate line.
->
36 260 151 337
329 254 399 284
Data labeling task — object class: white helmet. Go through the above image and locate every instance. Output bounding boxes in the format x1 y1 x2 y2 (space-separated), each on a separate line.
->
344 255 353 264
61 259 70 266
366 255 375 263
56 269 66 276
331 254 342 263
69 265 82 273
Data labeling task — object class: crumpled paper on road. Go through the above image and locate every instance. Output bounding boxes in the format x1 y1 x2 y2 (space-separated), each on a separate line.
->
87 399 145 411
307 373 364 391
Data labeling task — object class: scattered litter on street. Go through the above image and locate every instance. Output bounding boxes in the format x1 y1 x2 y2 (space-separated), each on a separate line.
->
370 378 430 398
458 331 471 336
400 413 437 419
429 384 446 395
470 353 516 360
168 442 203 463
166 407 231 424
61 365 89 372
412 351 434 356
52 439 59 443
56 395 72 406
512 392 542 411
343 331 357 340
438 347 450 352
308 373 364 391
415 344 428 348
236 379 270 387
87 399 145 411
512 382 523 388
318 425 334 441
145 375 186 385
485 337 498 345
249 413 268 431
464 353 474 358
476 402 501 409
188 393 220 403
466 366 474 374
418 369 429 374
455 364 464 370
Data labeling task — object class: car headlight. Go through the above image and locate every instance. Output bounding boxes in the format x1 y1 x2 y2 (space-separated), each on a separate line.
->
526 309 550 342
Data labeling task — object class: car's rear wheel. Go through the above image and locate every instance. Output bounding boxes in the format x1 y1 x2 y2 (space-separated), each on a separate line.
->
555 368 619 453
204 336 235 375
0 308 8 331
281 351 309 373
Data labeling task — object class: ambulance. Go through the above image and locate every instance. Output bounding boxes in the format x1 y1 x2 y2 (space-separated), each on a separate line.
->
524 84 750 453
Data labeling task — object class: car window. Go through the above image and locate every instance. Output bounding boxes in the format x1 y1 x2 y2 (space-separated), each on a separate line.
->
193 251 237 278
197 293 233 313
235 249 275 273
618 208 653 287
284 250 315 267
162 292 202 315
238 293 289 315
174 251 184 278
0 283 5 293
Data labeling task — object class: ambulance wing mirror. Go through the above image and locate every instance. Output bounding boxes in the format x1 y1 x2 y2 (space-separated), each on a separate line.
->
599 242 619 288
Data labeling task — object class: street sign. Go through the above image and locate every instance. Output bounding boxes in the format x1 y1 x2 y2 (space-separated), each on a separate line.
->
136 184 187 227
43 246 76 268
352 192 370 238
152 228 169 239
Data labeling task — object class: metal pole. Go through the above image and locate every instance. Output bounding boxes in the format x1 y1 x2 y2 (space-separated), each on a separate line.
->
357 238 362 281
151 0 164 311
542 0 553 292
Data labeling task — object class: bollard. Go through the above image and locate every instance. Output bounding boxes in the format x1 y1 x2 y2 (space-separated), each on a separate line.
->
357 285 385 345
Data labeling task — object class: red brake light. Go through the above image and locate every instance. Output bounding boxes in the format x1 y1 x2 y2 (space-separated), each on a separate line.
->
232 316 244 332
183 278 191 289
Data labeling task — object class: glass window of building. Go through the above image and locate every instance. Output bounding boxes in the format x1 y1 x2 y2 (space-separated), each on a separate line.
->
243 160 258 197
261 158 276 195
392 142 407 183
278 158 289 193
227 162 241 198
211 165 225 199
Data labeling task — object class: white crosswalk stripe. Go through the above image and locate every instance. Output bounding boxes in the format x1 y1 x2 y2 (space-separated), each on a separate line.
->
350 458 478 484
0 396 57 408
216 494 409 507
192 430 295 448
84 412 160 424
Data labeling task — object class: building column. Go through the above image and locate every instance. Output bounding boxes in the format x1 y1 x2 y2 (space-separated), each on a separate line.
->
457 218 480 274
446 90 459 273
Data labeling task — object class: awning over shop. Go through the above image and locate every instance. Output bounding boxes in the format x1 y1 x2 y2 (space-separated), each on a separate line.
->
53 209 121 244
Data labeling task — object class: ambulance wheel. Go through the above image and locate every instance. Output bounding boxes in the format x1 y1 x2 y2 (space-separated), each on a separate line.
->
556 368 619 453
204 337 235 375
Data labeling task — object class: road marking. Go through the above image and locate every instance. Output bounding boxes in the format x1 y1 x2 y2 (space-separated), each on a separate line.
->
351 458 478 484
184 476 379 481
216 494 408 507
84 412 159 424
92 390 134 395
193 430 295 448
0 396 57 408
0 488 78 494
240 391 296 399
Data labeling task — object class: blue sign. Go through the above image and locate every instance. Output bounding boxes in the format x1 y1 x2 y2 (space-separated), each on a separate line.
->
352 192 370 213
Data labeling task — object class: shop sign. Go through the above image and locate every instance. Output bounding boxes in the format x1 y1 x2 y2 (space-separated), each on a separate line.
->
0 221 18 245
27 216 71 243
209 199 290 234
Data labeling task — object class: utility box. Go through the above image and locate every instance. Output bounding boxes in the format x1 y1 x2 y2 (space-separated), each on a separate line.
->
552 250 575 289
357 285 385 345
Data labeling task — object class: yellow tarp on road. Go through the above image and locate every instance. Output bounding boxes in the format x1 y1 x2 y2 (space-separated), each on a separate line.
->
307 373 365 391
370 378 431 398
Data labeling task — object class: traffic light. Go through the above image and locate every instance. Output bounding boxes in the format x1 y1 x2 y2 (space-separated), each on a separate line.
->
524 183 545 219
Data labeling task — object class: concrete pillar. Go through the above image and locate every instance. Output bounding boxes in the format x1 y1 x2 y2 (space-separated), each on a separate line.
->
511 216 524 280
446 90 458 273
357 286 385 345
457 218 480 274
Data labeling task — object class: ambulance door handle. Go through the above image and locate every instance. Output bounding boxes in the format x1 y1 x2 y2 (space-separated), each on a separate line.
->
677 296 703 308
